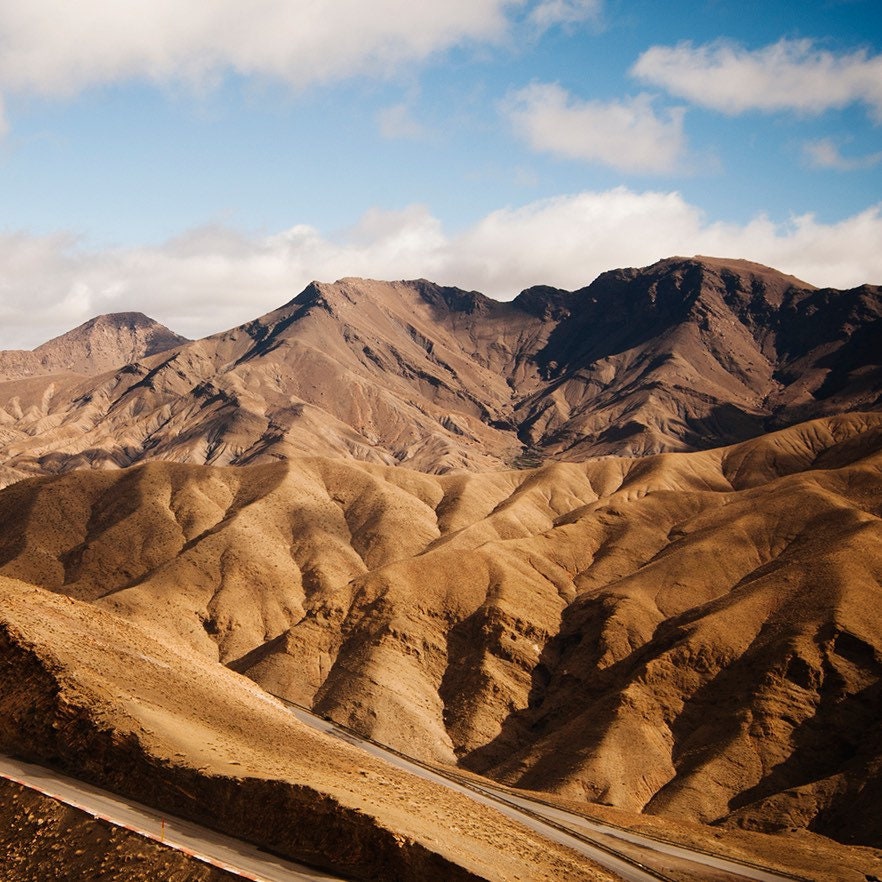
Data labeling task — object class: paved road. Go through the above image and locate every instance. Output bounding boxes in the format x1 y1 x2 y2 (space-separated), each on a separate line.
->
0 754 344 882
284 705 671 882
466 779 801 882
1 712 805 882
282 703 802 882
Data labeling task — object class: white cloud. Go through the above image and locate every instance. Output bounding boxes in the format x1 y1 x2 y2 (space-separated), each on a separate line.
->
803 138 882 171
0 1 518 97
2 190 881 349
446 192 882 294
632 38 882 119
504 83 686 173
377 103 426 140
529 0 602 29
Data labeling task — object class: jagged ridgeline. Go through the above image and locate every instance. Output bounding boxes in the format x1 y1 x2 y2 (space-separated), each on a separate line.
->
0 256 879 485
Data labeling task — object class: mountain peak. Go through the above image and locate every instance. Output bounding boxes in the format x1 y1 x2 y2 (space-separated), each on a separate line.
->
63 311 161 332
0 256 878 481
278 277 499 321
0 312 188 381
689 254 817 287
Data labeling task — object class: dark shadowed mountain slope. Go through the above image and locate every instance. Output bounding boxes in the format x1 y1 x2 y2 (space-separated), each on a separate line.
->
514 256 882 458
0 257 879 483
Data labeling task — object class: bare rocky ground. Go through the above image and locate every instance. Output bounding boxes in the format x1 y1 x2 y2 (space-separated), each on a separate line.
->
0 312 187 383
1 256 881 879
0 257 879 483
0 578 613 881
0 778 238 882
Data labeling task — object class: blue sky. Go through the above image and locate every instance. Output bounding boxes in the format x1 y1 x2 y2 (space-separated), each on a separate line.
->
0 0 880 347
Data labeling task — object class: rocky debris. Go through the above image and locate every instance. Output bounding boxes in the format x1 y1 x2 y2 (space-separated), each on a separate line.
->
0 778 238 882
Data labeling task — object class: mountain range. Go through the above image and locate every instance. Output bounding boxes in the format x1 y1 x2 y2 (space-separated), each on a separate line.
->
0 255 879 487
1 255 881 881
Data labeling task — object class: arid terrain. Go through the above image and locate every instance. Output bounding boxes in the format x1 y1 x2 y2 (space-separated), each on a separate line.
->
0 778 240 882
1 256 881 880
0 256 879 485
0 577 617 881
0 311 188 383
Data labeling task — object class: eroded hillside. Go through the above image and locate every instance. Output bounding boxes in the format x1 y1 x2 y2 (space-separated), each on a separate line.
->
0 579 609 882
0 257 879 482
1 412 880 850
0 312 188 382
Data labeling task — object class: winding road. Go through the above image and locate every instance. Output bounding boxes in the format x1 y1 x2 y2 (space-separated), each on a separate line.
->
1 701 806 882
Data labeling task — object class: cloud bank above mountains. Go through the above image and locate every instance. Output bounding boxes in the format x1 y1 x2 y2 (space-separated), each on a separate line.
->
0 3 878 351
2 187 880 350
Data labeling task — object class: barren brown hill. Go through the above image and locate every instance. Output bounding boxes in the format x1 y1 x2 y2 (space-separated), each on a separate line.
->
516 256 882 458
1 411 880 862
0 257 879 483
0 578 612 882
0 312 188 381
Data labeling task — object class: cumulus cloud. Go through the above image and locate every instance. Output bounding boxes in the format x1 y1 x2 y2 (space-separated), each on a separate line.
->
449 191 882 294
0 211 453 348
529 0 602 29
2 190 881 349
803 138 882 171
0 1 518 97
632 38 882 119
504 83 686 172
